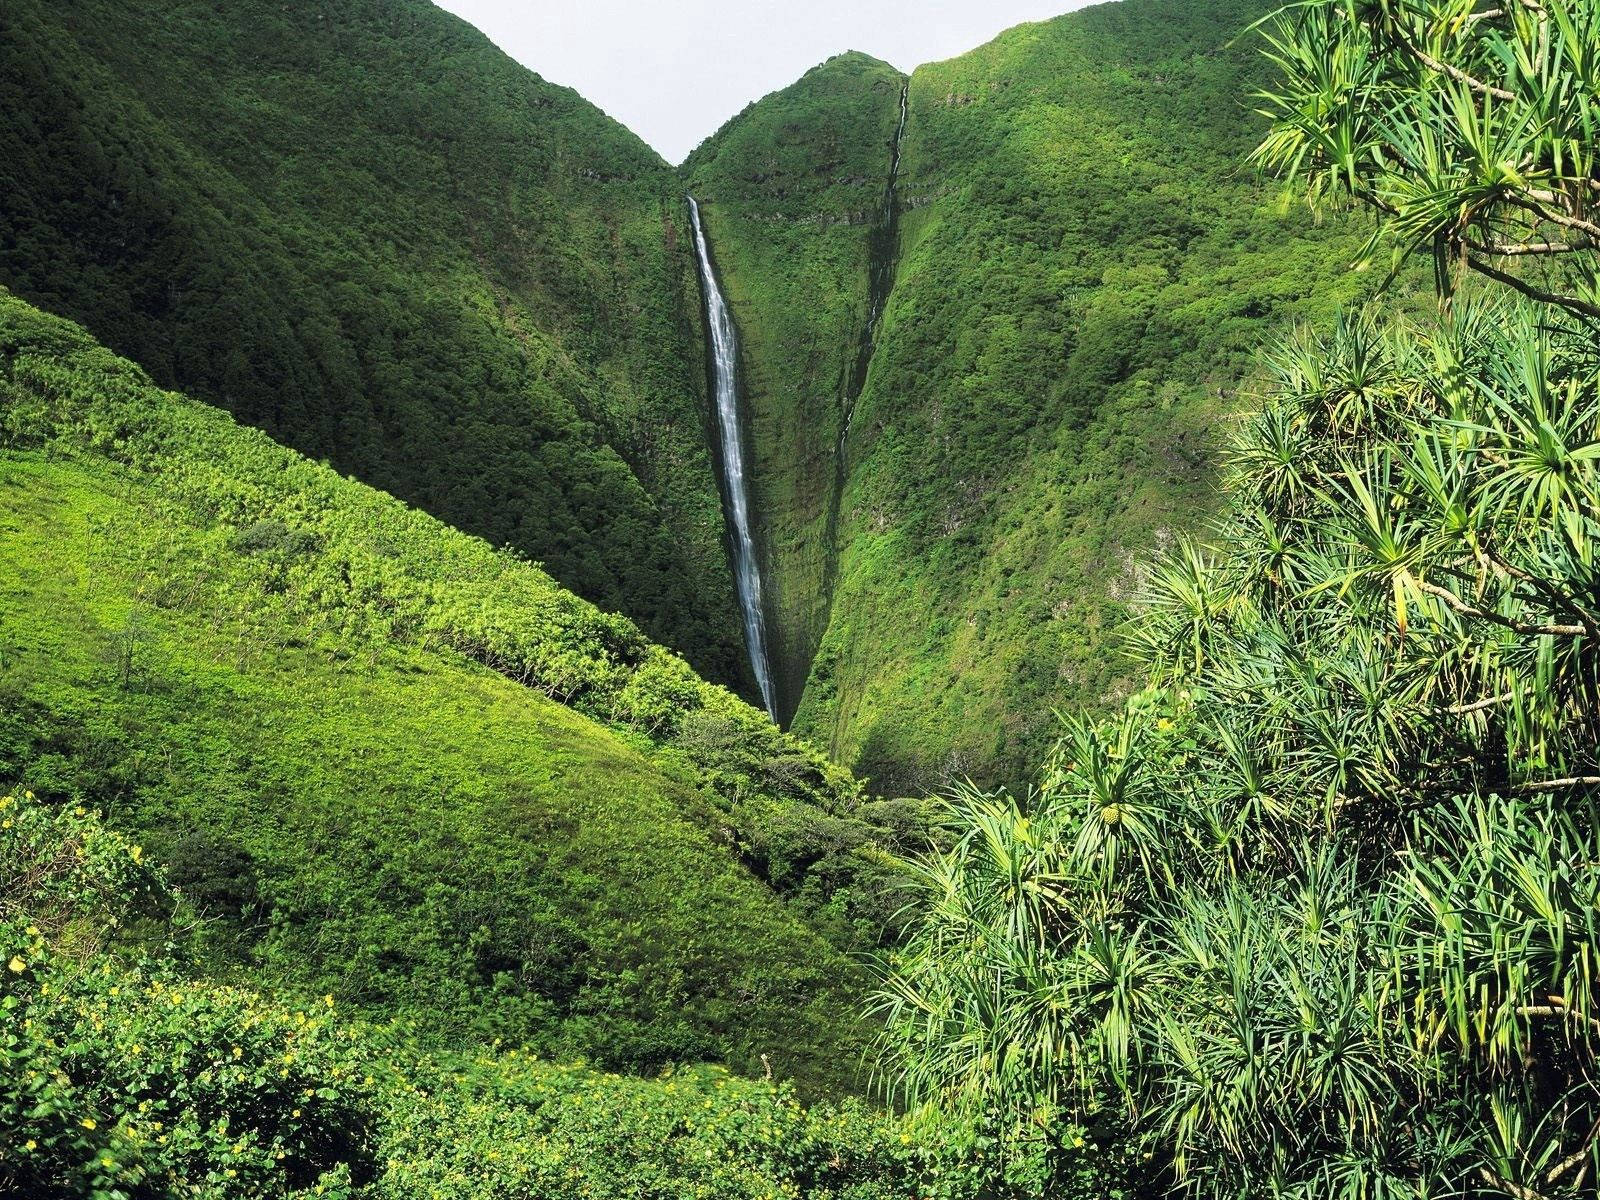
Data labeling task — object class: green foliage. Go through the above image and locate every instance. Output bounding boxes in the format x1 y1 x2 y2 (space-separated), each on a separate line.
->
877 256 1600 1196
0 788 1053 1200
689 0 1392 793
876 5 1600 1190
0 291 928 1092
0 0 747 686
1 790 373 1198
1255 0 1600 321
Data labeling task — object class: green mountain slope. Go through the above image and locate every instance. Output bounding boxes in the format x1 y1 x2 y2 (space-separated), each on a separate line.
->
0 0 748 688
683 53 908 720
0 290 885 1095
687 0 1391 791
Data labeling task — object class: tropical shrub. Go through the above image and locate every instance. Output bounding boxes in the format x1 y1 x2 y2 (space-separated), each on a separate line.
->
1 791 373 1198
876 1 1600 1194
0 787 1033 1200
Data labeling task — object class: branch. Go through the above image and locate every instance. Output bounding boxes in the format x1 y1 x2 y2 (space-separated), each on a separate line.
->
1466 236 1591 256
1443 691 1513 714
1472 544 1600 638
1515 998 1600 1035
1415 576 1587 636
1466 255 1600 322
1545 1114 1600 1184
1516 776 1600 793
1395 29 1516 100
1516 194 1600 242
1479 1166 1552 1200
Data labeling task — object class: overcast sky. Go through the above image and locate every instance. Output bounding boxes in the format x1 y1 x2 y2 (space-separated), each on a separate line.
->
434 0 1092 163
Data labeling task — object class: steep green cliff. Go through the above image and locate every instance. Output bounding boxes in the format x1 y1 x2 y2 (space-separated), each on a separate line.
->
688 0 1391 791
682 53 908 720
0 0 748 687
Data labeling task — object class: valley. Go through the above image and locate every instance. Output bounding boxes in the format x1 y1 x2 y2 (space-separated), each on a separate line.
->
5 0 1596 1195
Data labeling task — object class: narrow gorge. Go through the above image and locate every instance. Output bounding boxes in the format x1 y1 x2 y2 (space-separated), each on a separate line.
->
682 53 911 728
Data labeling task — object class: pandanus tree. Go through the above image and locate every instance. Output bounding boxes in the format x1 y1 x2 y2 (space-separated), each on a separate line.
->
875 2 1600 1196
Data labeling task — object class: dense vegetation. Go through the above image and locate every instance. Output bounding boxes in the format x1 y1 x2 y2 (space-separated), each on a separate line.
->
15 0 1598 1194
1 0 1409 794
878 0 1600 1194
0 290 930 1095
684 0 1397 791
2 786 1059 1199
683 53 909 719
796 0 1407 792
0 0 749 686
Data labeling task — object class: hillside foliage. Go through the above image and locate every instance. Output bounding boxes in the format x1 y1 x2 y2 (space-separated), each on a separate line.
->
0 0 748 686
688 0 1392 793
1 786 1091 1200
0 290 929 1093
876 0 1600 1194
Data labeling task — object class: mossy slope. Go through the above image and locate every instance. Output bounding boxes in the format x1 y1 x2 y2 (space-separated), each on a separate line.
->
682 53 908 720
689 0 1391 791
0 291 871 1095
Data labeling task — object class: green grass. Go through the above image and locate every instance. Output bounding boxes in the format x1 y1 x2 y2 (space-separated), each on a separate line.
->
0 291 897 1096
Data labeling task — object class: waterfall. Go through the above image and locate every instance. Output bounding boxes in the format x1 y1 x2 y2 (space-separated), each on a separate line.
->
687 196 778 720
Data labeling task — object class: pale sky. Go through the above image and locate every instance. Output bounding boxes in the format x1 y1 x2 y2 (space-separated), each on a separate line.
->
434 0 1092 163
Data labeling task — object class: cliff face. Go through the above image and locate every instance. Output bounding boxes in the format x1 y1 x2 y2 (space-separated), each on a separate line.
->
686 0 1384 793
683 52 908 723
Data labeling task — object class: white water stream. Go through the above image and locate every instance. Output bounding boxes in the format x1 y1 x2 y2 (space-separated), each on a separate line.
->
687 196 778 719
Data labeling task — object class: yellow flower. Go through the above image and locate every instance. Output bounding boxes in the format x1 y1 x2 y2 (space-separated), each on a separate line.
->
24 1140 36 1152
7 956 24 973
323 993 335 1008
131 845 143 864
81 1118 97 1131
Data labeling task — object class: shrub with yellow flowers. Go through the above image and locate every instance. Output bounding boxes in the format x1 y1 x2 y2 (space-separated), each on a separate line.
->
1 790 373 1197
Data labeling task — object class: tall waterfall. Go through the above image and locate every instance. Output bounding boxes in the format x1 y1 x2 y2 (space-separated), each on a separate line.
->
687 196 778 719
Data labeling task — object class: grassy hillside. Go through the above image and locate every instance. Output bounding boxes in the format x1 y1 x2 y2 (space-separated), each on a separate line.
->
690 0 1396 791
683 53 908 719
1 787 1027 1198
0 290 914 1095
0 0 749 689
